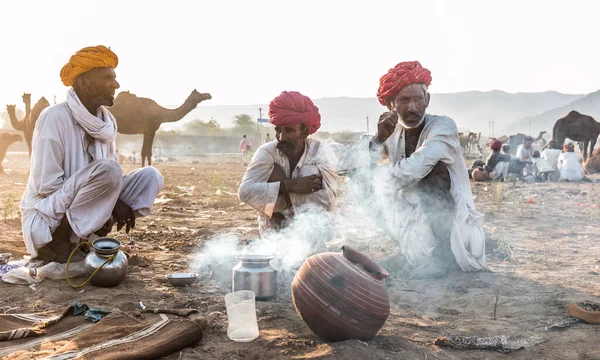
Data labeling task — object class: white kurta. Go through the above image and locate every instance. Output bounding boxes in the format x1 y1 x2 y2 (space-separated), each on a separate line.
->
238 138 338 234
20 101 164 258
372 114 487 272
558 152 584 181
541 148 561 171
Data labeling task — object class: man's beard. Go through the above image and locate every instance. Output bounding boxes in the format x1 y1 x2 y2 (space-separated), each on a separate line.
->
398 111 425 129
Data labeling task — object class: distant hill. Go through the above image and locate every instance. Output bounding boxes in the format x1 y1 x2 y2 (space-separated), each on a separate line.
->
159 91 583 135
503 89 600 136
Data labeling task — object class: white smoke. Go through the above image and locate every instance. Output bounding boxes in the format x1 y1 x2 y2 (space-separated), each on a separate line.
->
191 204 343 286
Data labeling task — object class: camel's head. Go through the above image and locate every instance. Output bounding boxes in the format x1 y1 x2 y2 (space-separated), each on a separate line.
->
22 93 31 104
6 105 15 114
190 89 212 104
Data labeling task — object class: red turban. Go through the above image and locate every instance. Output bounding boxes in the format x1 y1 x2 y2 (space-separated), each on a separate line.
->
268 91 321 134
377 61 432 106
490 140 502 151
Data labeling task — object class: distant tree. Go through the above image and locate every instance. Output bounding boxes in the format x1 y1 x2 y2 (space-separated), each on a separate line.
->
182 118 223 136
233 114 255 130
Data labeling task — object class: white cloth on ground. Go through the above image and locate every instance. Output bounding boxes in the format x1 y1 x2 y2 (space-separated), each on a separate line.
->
490 161 509 180
20 95 163 258
558 152 584 181
541 148 561 171
372 114 487 272
238 138 338 235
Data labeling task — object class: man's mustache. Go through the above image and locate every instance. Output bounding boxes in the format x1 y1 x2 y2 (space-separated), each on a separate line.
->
402 111 422 120
277 140 294 149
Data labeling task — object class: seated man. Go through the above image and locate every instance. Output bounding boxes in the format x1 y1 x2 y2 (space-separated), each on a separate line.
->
558 143 584 181
472 140 510 182
541 140 561 180
516 137 534 180
238 91 337 236
20 46 164 262
367 61 487 279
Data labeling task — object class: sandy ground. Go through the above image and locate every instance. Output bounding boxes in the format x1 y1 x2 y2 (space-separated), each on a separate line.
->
1 151 600 359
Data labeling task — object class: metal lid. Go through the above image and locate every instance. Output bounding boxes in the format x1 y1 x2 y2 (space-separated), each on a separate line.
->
235 254 275 262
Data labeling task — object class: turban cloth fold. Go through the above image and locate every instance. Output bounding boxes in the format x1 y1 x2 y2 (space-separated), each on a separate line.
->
268 91 321 134
490 140 503 151
376 61 432 106
60 45 118 86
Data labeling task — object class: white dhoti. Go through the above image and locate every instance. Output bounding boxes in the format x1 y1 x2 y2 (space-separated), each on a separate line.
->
489 161 509 180
22 159 163 257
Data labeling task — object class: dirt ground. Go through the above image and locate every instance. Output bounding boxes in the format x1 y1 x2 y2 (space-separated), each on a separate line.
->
1 151 600 359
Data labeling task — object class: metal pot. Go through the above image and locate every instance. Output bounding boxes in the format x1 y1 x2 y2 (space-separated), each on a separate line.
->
232 255 277 301
84 238 128 287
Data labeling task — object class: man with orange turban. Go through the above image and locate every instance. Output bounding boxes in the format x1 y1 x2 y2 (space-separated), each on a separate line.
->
361 61 487 279
239 91 338 238
20 46 163 262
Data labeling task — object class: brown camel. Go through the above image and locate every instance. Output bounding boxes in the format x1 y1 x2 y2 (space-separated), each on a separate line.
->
109 89 212 166
6 93 50 157
0 133 23 173
583 147 600 174
552 111 600 160
458 132 477 153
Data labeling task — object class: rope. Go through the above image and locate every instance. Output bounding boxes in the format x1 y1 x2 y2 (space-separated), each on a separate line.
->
66 242 115 289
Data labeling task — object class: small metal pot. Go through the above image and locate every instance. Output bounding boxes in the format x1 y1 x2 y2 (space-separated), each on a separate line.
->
232 255 277 301
84 238 128 287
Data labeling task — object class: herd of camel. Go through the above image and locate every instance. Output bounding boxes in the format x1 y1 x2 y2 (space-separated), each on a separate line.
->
0 90 211 170
1 92 600 175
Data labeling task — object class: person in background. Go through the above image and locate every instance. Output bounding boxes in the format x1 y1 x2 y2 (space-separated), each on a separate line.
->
541 140 561 180
240 134 252 166
265 133 271 144
532 150 554 181
484 140 510 181
516 137 534 180
558 143 584 181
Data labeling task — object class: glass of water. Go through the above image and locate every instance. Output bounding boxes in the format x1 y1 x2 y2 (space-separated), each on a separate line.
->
225 290 260 342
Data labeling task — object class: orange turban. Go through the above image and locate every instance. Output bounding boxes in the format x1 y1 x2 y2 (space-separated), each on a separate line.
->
60 45 118 86
377 61 432 106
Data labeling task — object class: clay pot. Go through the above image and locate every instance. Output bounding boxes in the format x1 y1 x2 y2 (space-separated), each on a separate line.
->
291 246 390 342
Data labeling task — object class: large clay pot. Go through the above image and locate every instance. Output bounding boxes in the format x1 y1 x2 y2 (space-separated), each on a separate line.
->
291 246 390 342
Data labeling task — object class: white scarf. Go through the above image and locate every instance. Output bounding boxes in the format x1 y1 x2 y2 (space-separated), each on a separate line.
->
66 88 117 161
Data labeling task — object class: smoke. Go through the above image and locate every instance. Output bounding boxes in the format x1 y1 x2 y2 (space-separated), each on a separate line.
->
191 204 343 287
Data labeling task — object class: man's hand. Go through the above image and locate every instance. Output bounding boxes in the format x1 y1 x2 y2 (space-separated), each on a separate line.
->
268 164 287 182
94 218 114 237
112 199 136 233
285 174 323 194
376 111 398 143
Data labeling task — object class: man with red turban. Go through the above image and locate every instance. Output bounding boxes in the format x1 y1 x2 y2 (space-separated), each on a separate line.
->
239 91 338 237
20 46 164 262
483 140 511 180
362 61 488 279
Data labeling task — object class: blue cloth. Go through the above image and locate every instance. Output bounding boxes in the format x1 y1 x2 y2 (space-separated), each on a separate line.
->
73 301 109 323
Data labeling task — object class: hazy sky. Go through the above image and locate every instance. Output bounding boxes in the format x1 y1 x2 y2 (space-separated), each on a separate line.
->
1 0 599 107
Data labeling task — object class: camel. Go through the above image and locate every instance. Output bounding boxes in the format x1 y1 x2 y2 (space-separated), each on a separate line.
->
109 89 212 166
6 93 50 157
458 132 478 153
0 133 23 173
507 131 547 153
583 147 600 174
552 111 600 161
